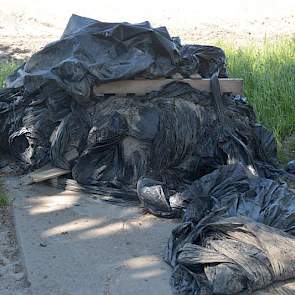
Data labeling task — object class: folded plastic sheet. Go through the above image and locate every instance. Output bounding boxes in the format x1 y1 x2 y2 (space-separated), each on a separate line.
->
178 164 295 232
166 216 295 294
7 15 227 101
163 164 295 294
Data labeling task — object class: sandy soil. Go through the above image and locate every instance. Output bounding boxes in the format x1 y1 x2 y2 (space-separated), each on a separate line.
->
0 205 31 295
0 0 294 59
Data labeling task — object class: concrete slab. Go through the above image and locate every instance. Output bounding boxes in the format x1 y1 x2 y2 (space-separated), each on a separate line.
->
4 176 177 295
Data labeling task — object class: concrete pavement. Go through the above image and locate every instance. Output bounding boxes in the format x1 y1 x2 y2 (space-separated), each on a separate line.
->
4 176 177 295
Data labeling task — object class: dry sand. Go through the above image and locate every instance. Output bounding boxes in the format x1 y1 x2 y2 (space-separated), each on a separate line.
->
0 0 294 59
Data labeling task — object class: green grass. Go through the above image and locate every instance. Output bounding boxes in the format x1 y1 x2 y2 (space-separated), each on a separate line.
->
0 180 9 206
220 37 295 161
0 193 9 206
0 61 20 206
0 60 21 88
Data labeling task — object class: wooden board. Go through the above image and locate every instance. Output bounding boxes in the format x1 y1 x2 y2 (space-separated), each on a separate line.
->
21 164 71 185
93 78 243 96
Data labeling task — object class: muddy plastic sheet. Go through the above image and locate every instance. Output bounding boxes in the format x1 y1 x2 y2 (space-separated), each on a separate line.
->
179 164 295 231
166 215 295 294
161 164 295 294
1 80 271 200
6 15 227 100
1 15 228 172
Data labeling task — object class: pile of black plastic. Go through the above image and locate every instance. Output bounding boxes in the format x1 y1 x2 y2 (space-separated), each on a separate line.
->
1 15 295 294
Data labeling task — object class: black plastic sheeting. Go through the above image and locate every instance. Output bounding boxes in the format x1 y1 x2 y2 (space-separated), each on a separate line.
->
1 15 295 294
166 215 295 294
156 165 295 294
173 164 295 230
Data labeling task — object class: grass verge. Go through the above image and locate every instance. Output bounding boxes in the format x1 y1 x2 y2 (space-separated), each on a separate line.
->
0 61 21 205
220 37 295 162
0 182 9 206
0 194 9 206
0 60 21 88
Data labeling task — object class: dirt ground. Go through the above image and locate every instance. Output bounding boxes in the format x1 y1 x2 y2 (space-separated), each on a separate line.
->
0 0 294 60
0 1 294 293
0 205 31 295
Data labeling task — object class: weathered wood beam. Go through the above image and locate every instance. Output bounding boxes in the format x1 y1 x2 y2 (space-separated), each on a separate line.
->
93 78 243 96
22 164 70 185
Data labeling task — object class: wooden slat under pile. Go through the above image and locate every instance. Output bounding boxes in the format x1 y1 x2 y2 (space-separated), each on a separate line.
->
93 78 243 96
21 164 70 185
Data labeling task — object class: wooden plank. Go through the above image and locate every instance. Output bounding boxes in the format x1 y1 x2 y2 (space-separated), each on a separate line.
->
93 78 243 96
21 164 71 185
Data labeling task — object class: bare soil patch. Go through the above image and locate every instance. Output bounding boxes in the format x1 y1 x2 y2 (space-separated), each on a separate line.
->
0 204 31 295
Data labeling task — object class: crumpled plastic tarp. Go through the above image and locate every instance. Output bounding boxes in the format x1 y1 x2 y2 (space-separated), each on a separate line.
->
165 215 295 294
1 14 295 295
6 15 227 99
1 14 227 171
163 164 295 293
175 164 295 231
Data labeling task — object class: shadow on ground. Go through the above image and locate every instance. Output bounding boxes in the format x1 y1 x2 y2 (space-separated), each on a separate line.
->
4 176 176 295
